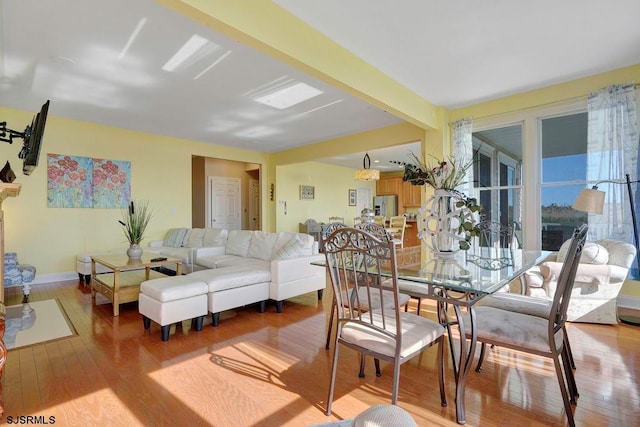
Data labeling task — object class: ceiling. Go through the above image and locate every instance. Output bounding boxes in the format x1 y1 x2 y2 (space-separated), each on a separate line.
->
1 0 639 170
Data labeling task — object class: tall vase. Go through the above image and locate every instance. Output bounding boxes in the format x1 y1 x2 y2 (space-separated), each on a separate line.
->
417 189 471 255
127 243 143 260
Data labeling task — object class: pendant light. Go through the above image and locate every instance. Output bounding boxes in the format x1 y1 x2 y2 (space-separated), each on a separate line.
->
355 152 380 181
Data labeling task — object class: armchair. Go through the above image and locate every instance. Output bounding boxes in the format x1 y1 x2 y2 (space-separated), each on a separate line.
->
523 239 636 324
4 252 36 303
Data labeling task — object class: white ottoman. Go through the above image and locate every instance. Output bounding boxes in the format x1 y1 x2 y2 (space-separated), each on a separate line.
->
139 275 208 341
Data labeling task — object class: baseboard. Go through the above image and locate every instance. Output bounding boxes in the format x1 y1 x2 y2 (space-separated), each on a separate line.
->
617 295 640 311
30 272 79 286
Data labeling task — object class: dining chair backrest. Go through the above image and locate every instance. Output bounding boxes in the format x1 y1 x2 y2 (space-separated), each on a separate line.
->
467 220 516 269
323 226 401 335
389 216 407 247
329 216 345 223
373 215 386 226
550 224 588 331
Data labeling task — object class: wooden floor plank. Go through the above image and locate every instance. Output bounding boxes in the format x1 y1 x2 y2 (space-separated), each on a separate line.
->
1 280 638 426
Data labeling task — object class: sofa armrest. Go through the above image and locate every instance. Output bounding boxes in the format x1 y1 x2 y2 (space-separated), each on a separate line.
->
271 254 324 284
540 261 612 286
148 240 164 248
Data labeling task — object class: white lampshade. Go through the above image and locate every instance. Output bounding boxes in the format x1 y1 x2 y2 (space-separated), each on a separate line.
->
355 168 380 181
572 188 605 214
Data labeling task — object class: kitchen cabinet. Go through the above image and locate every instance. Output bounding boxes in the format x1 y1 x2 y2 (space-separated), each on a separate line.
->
376 177 400 195
402 181 422 207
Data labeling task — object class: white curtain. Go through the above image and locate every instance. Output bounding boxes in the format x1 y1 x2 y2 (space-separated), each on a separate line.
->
452 117 474 198
586 83 638 243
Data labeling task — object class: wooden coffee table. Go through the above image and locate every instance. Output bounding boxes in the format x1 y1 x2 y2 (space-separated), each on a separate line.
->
91 254 183 316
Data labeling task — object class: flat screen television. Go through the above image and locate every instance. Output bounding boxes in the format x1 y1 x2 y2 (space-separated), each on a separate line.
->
19 100 49 176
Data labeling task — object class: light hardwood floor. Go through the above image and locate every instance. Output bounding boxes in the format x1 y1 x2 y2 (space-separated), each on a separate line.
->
3 280 639 426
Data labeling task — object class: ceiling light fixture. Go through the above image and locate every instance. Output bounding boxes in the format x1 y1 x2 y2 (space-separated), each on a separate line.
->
355 153 380 181
254 82 322 109
162 34 209 72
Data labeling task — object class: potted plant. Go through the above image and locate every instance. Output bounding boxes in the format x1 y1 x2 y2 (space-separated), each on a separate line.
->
393 152 482 251
119 200 152 259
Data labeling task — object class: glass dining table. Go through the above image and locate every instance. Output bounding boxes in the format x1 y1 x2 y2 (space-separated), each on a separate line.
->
314 248 549 425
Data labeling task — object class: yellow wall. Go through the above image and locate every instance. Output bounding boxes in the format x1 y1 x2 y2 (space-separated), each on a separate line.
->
0 106 269 279
275 161 373 233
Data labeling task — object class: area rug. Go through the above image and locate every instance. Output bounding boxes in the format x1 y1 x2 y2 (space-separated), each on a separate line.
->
5 299 77 350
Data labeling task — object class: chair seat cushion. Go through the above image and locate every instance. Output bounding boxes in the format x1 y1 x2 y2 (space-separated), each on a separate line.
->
340 310 444 358
478 293 552 318
461 306 564 353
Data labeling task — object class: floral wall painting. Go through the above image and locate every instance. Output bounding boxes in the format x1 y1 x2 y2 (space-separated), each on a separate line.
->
47 154 92 208
92 159 131 209
47 154 131 209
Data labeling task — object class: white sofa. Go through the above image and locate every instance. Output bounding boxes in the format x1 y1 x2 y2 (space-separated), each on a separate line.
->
139 229 326 329
523 239 636 324
146 227 229 272
190 230 326 324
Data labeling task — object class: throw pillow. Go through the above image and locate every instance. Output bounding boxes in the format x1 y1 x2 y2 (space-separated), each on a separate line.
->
163 228 188 248
557 240 609 265
274 235 306 260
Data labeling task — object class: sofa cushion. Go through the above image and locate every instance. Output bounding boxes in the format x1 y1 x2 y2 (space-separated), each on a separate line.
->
226 230 253 257
274 234 307 260
558 240 609 265
188 265 271 293
183 228 205 248
164 228 188 248
203 228 228 247
140 276 208 302
247 231 278 261
198 254 269 270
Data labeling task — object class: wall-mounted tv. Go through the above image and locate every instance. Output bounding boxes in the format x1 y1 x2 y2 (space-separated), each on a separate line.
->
18 100 50 176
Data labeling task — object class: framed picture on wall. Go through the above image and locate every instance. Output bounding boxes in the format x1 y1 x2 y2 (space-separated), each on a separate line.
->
300 185 315 200
348 189 357 206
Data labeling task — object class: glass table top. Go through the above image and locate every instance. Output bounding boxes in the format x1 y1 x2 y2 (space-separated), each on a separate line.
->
313 249 550 296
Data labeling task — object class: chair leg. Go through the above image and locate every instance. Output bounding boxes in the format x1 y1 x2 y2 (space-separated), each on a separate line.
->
562 345 579 402
415 297 421 316
325 299 337 350
563 326 576 370
358 353 366 378
391 359 401 405
438 336 447 407
552 351 576 427
374 358 381 377
476 342 487 372
326 336 341 416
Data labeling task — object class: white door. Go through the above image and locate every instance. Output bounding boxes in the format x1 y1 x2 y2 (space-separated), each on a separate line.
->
356 187 372 218
248 179 260 230
208 176 241 230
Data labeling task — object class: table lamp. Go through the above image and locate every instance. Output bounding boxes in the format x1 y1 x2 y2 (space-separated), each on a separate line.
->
572 173 640 325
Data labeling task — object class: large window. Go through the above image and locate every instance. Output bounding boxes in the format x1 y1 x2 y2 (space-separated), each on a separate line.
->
540 112 588 250
472 125 523 243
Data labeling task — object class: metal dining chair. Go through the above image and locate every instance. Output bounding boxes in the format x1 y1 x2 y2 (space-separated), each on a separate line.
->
323 226 446 414
461 224 587 427
323 222 411 377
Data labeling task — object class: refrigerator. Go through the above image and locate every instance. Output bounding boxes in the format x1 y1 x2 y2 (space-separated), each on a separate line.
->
373 195 398 218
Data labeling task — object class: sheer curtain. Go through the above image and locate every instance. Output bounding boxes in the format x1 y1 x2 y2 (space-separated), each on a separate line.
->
452 117 474 198
586 83 638 242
